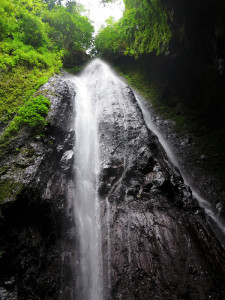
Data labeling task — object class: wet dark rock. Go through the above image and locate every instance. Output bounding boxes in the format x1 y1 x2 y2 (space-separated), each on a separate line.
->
0 287 17 300
99 161 125 197
1 62 225 300
199 154 207 162
60 150 74 172
0 74 76 299
4 277 15 290
99 85 225 299
143 99 225 244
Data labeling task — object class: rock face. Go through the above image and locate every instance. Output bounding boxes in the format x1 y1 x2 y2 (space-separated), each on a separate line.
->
114 0 225 199
0 74 76 299
94 63 225 299
1 60 225 300
139 98 225 245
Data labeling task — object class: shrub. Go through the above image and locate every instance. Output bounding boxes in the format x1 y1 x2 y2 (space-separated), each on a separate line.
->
5 95 51 136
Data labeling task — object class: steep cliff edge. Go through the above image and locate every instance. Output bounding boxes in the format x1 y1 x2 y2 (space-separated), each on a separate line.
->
0 75 75 299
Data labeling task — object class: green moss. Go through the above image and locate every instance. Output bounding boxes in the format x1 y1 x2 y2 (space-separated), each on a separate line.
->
0 180 23 204
0 166 9 175
0 66 54 125
23 147 35 157
0 95 50 143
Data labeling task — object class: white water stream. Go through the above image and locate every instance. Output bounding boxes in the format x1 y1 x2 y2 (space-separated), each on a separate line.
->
72 67 103 300
71 58 133 299
70 58 225 299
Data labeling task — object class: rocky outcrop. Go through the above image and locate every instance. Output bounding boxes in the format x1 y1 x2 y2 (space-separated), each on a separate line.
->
0 74 76 299
145 101 225 245
98 84 225 299
1 59 225 300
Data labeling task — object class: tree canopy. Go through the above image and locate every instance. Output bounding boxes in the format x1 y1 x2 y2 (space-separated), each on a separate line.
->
0 0 172 138
0 0 94 71
0 0 94 137
94 0 171 58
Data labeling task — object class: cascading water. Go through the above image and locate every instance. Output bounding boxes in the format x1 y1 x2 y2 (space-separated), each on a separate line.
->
67 58 225 300
70 58 136 299
72 67 103 300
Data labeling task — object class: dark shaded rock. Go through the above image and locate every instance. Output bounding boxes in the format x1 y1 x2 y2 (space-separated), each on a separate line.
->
60 150 74 172
99 160 125 197
0 73 76 299
142 98 225 243
1 59 225 300
97 81 225 299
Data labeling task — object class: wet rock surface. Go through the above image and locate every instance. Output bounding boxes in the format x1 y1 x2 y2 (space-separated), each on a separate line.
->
140 98 225 245
0 74 76 299
98 82 225 299
1 61 225 300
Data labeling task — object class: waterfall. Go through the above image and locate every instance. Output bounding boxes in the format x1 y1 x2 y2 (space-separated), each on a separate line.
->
68 58 225 299
70 58 134 299
72 66 103 300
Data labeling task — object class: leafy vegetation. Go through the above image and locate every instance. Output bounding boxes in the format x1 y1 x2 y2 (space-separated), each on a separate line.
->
0 0 93 139
4 95 51 138
0 66 54 124
94 0 171 58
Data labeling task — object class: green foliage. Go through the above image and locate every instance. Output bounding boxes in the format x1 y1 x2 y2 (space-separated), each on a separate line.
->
0 0 16 41
35 75 49 89
0 0 93 73
0 66 56 124
0 39 63 71
94 0 171 58
5 95 50 137
42 0 62 10
17 14 50 48
0 0 93 71
42 6 94 53
93 17 122 56
0 0 93 139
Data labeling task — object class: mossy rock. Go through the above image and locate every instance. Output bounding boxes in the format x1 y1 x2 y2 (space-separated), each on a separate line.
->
0 166 9 176
0 180 23 204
